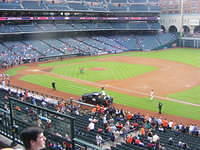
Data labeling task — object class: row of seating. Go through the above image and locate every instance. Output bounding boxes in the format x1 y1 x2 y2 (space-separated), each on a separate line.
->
1 86 199 150
0 0 160 12
0 22 161 34
0 88 112 148
0 33 178 66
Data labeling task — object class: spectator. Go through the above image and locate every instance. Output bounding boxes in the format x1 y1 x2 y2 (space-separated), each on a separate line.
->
152 134 160 143
135 137 144 147
20 126 46 150
96 134 103 147
87 121 95 131
168 137 173 145
147 131 153 142
126 135 134 144
168 120 174 129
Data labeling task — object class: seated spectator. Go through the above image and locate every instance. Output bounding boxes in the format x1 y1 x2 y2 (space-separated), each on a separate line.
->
147 131 153 143
144 120 152 129
115 114 124 122
20 126 46 150
182 143 189 150
116 122 123 130
89 116 98 123
87 121 95 131
168 137 173 145
139 127 146 136
135 137 145 147
110 132 115 142
152 134 160 143
168 120 174 129
189 124 195 135
178 141 184 148
158 125 165 132
126 112 133 120
147 142 155 149
126 135 134 144
162 118 168 129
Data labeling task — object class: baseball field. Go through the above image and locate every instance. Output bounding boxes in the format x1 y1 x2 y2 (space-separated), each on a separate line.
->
5 48 200 123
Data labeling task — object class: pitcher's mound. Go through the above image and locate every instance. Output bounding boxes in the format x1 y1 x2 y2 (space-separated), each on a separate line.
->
90 67 106 71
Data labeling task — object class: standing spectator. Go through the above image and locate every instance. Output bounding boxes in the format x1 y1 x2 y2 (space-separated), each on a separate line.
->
20 126 46 150
96 134 103 147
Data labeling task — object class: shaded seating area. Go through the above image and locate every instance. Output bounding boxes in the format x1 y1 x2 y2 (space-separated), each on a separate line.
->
22 0 46 9
0 0 160 12
0 32 178 67
0 1 21 9
68 2 88 10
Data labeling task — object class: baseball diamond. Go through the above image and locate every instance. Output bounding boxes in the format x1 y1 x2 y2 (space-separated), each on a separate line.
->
3 49 200 125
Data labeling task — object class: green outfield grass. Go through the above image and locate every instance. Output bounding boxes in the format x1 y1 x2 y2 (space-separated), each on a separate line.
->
5 66 27 76
7 48 200 120
117 48 200 105
21 74 200 120
51 61 156 81
120 48 200 67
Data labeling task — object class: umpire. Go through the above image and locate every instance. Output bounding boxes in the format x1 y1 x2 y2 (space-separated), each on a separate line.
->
158 102 163 114
51 82 56 90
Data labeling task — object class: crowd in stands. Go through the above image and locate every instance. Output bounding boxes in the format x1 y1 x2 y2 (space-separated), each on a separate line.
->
0 79 199 150
0 33 177 69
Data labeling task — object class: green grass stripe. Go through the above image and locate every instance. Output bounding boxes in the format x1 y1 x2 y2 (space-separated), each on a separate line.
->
119 48 200 67
52 61 156 81
20 74 200 120
116 48 200 105
168 85 200 105
5 66 27 76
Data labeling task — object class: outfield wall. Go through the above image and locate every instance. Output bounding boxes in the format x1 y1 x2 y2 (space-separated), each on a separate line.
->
178 37 200 48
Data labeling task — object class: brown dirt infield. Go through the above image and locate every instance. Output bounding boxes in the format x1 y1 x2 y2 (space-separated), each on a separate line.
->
2 56 200 126
90 67 106 71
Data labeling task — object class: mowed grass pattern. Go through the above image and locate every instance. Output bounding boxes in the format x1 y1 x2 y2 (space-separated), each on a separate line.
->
120 48 200 67
8 48 200 120
51 61 156 81
21 74 200 120
118 48 200 105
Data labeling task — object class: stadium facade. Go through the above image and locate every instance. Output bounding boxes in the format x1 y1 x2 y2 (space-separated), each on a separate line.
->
160 0 200 34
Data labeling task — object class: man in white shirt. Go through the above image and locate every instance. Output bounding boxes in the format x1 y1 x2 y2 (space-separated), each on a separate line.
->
87 121 95 131
152 134 160 143
168 120 174 129
96 134 103 147
1 79 6 88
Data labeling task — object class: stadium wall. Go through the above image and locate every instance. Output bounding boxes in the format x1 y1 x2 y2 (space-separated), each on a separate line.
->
178 37 200 48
